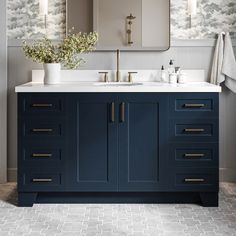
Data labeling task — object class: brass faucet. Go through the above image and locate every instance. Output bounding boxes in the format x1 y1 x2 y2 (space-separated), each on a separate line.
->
116 49 121 82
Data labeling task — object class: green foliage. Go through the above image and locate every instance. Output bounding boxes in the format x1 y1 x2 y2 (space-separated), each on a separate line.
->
22 32 98 69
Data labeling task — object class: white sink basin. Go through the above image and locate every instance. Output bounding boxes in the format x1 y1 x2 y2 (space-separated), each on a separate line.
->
94 82 143 86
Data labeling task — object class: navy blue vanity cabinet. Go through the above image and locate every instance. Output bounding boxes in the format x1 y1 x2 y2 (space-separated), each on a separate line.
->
168 93 219 206
17 92 219 207
17 93 67 206
66 94 118 191
118 94 168 191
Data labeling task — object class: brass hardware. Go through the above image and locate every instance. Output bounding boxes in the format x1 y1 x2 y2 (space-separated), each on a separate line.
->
99 72 109 82
184 104 205 108
32 129 53 132
184 178 205 183
111 102 115 123
116 49 121 82
127 14 136 20
31 104 53 107
32 153 52 158
32 178 52 182
121 102 125 122
184 153 205 158
184 128 205 132
128 72 138 83
127 29 133 45
126 14 136 45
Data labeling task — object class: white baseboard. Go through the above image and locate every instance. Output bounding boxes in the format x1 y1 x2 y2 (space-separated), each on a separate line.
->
7 168 236 183
7 168 17 182
220 168 236 183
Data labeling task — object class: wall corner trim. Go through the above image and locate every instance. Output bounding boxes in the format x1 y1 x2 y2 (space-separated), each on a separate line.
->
171 39 236 47
0 0 7 183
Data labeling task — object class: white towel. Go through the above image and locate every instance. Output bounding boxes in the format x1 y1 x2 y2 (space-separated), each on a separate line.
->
210 33 224 85
210 32 236 92
222 33 236 93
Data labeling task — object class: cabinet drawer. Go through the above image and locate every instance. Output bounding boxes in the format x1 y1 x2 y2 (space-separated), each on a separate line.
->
169 119 218 142
169 93 219 118
170 168 218 192
21 147 63 163
176 124 212 136
21 121 63 138
169 143 218 167
18 94 64 115
19 171 62 192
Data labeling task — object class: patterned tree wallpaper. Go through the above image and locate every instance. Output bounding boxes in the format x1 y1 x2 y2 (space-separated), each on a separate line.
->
7 0 236 39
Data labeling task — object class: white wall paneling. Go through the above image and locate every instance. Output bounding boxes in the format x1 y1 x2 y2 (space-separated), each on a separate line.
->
0 0 7 183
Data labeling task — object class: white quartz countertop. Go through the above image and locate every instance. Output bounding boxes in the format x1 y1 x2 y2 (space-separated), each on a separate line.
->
15 82 222 93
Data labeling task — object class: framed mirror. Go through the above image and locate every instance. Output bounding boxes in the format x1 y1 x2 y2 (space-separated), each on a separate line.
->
66 0 170 51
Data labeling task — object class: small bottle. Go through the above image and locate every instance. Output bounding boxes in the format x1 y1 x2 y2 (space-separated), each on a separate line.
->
178 71 187 84
168 60 175 75
169 73 177 84
160 65 167 82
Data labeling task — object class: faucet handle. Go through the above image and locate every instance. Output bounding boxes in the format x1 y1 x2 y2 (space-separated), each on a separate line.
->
99 72 109 82
128 72 138 83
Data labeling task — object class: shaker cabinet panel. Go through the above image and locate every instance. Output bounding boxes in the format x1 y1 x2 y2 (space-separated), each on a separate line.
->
18 93 65 116
66 94 118 191
169 93 219 118
118 94 168 191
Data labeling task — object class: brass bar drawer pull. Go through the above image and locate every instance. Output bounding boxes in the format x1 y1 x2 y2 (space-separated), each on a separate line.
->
184 153 205 158
32 154 52 158
32 178 52 182
121 102 125 122
32 129 53 132
31 104 53 107
184 104 205 108
184 178 205 183
111 102 115 122
184 128 205 132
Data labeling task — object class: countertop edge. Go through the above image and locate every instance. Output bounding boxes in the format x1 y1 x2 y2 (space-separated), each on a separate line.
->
15 82 222 93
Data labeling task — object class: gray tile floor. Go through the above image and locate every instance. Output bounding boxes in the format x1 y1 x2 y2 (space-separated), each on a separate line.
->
0 183 236 236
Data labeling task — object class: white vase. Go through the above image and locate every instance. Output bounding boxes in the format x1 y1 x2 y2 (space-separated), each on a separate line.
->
43 63 61 85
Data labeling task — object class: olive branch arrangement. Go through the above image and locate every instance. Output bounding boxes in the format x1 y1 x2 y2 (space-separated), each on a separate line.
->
22 32 98 69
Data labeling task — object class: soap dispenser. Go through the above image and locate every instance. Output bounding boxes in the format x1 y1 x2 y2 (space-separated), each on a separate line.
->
168 60 175 75
160 65 167 82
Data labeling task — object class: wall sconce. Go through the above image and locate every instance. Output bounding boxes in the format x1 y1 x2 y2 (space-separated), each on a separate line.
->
39 0 48 15
39 0 48 29
188 0 197 16
188 0 197 28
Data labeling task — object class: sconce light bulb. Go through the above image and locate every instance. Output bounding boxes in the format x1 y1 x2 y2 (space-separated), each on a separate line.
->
188 0 197 15
39 0 48 15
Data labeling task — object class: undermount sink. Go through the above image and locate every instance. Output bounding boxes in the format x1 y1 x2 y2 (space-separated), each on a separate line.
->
94 82 143 86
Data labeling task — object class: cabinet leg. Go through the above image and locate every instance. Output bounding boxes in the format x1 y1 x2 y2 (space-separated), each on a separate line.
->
200 192 218 207
18 192 37 207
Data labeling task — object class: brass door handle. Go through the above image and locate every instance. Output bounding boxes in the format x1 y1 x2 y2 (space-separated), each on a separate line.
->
184 104 205 108
111 102 115 123
31 104 53 107
32 178 52 182
32 129 53 132
32 153 52 158
184 128 205 132
120 102 125 122
184 178 205 183
184 153 205 158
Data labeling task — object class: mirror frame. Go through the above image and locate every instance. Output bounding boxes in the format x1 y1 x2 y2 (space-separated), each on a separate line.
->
66 0 171 52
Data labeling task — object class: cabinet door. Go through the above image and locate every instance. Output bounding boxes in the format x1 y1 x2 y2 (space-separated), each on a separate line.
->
118 94 168 191
67 94 118 191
